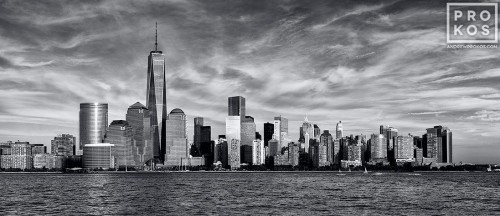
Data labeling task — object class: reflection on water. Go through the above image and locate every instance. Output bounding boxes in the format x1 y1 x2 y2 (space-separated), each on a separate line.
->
0 172 499 215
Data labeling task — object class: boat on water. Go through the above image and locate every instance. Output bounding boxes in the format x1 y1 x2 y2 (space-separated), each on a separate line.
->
486 165 492 172
408 173 421 176
373 172 383 175
364 167 368 174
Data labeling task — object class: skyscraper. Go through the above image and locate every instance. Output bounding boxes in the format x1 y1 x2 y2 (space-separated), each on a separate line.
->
380 125 387 135
193 117 204 155
126 102 153 164
426 127 438 159
273 116 289 148
268 139 279 156
320 130 333 164
164 108 188 166
263 122 274 147
370 134 387 161
241 116 256 164
200 126 212 157
333 139 341 164
336 121 343 139
51 134 76 156
79 103 108 154
252 139 264 165
228 96 245 117
146 24 167 161
394 135 414 161
386 127 398 150
214 137 228 167
104 120 135 168
433 126 452 163
313 124 321 140
300 115 314 153
226 96 246 169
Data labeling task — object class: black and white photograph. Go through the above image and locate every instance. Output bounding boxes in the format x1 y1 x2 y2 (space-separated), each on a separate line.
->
0 0 499 215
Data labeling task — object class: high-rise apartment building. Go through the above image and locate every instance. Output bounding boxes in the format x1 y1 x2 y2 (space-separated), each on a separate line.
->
31 144 46 155
0 141 33 170
320 130 333 165
229 139 240 170
394 135 414 160
79 103 108 154
252 139 265 165
347 144 362 162
51 134 76 156
426 127 438 159
370 134 387 161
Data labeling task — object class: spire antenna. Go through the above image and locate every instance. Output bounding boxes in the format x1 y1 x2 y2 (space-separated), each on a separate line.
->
155 22 158 51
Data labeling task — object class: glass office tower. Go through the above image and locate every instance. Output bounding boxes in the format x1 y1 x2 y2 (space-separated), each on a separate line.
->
79 103 108 153
146 44 167 161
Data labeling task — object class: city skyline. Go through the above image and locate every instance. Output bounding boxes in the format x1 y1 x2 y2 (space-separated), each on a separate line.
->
0 0 499 164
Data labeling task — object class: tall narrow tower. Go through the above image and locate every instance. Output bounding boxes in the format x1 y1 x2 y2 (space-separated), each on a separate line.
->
336 121 343 139
146 23 167 161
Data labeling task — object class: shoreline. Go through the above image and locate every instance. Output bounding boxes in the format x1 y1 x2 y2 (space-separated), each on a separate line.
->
0 170 492 174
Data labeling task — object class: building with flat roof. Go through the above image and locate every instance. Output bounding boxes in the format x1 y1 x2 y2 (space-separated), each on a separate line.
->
83 143 115 170
51 134 76 156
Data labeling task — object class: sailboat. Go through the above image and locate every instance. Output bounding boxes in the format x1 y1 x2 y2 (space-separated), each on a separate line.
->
348 167 351 172
364 167 368 174
487 165 492 172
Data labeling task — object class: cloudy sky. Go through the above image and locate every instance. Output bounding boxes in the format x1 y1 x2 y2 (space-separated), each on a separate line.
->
0 0 499 164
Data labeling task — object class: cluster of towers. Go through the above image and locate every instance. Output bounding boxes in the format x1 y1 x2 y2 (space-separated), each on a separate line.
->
77 27 198 169
76 26 453 170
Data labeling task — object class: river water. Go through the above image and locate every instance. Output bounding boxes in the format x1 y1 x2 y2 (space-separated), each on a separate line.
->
0 172 499 215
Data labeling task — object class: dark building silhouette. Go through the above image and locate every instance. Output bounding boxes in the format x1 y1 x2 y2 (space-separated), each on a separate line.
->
255 132 262 140
228 96 245 117
193 117 211 157
413 136 422 149
264 122 274 147
433 126 453 163
313 124 321 139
